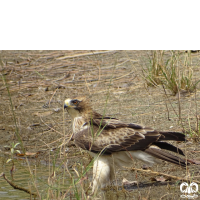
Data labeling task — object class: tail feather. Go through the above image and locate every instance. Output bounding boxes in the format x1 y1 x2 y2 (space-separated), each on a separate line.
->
153 141 185 156
145 148 189 167
159 131 186 141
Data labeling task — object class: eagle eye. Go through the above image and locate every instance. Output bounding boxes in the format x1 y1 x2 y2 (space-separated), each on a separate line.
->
72 100 79 105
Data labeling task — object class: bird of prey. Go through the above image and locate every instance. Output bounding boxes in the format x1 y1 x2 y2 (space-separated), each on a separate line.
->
64 97 191 194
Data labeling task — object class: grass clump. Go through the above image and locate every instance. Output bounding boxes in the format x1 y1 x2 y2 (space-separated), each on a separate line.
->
143 50 200 95
142 50 165 86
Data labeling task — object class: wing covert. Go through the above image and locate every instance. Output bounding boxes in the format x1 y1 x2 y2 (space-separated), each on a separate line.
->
73 125 161 154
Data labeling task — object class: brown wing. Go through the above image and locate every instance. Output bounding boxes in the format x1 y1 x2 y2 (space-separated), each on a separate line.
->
74 124 161 154
74 117 186 155
92 117 127 129
92 116 186 141
92 115 146 129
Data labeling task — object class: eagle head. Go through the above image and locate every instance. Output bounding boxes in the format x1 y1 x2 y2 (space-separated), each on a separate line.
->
64 97 92 119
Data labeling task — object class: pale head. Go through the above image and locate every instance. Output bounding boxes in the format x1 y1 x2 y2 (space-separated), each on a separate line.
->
64 97 92 120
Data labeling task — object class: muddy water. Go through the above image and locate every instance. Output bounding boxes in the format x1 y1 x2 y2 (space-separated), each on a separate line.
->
0 155 44 199
0 153 93 200
0 154 72 200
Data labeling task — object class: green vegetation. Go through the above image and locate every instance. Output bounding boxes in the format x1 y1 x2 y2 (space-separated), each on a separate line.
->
5 142 20 164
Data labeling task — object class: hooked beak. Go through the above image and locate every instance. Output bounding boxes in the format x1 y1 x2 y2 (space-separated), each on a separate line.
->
64 99 71 109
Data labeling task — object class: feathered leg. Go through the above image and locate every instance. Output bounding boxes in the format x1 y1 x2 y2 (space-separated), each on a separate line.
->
92 156 111 194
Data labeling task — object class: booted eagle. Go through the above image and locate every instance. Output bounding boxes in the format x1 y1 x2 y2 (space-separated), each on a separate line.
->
64 97 189 193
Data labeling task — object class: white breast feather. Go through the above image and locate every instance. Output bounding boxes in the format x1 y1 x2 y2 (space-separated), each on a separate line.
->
73 117 88 133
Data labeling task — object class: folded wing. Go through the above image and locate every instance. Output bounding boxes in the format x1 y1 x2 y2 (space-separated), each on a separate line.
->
74 117 185 157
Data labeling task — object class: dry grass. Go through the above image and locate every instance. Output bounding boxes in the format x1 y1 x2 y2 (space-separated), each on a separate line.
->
143 50 200 95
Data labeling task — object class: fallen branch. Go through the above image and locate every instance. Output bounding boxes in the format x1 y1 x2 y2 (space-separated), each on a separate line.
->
0 172 37 197
126 167 200 184
56 50 116 60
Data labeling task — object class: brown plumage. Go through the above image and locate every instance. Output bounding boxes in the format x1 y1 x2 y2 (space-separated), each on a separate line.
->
64 96 191 193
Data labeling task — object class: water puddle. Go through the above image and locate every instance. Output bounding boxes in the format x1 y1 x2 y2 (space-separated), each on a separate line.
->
0 154 72 199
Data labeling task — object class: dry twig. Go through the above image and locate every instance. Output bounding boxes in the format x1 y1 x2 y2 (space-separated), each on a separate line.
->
0 172 37 197
126 167 200 184
56 50 116 60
